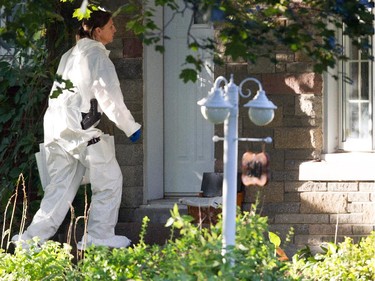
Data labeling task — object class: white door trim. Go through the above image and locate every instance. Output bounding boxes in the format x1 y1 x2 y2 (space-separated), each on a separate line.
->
143 5 214 201
143 4 164 202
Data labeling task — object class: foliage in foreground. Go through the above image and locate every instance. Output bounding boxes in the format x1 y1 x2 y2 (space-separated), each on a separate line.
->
289 232 375 281
1 206 375 280
0 0 77 221
0 240 76 281
0 205 293 281
77 205 292 281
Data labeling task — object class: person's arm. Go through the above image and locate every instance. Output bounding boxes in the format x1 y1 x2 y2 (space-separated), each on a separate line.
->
92 56 141 138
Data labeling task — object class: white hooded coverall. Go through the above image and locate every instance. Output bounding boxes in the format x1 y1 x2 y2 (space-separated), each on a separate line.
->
21 38 141 242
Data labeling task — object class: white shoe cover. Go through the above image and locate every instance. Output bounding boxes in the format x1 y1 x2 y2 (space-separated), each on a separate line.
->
77 234 131 250
11 234 42 250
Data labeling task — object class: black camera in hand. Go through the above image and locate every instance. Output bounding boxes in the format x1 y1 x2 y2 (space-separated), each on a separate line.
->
81 99 101 130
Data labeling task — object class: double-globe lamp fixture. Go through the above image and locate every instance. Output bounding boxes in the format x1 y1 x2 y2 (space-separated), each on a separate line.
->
198 74 277 126
197 74 277 257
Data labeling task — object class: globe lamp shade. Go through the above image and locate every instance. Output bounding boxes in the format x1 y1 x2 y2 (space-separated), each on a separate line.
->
204 107 230 124
197 88 232 124
244 90 277 126
248 108 275 126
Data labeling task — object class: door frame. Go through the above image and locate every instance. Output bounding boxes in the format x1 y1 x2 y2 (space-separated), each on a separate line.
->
143 4 164 202
143 5 214 202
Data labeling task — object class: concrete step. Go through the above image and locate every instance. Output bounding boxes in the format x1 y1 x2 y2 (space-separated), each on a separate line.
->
54 221 175 249
119 198 188 225
115 222 176 246
53 199 189 247
119 199 188 245
134 205 188 224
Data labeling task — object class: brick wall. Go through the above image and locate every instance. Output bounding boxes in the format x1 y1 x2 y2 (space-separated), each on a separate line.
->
215 52 375 254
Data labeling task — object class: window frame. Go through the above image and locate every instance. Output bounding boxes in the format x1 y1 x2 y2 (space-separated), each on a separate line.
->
300 19 375 181
324 24 374 154
339 31 374 152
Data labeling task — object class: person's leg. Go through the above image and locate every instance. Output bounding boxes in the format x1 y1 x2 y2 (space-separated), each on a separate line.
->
18 143 85 242
85 135 123 239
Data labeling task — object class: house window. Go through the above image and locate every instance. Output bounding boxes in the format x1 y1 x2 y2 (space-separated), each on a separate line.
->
340 35 373 151
299 19 375 181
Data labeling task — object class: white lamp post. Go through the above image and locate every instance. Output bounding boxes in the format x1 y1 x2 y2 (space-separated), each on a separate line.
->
197 74 277 256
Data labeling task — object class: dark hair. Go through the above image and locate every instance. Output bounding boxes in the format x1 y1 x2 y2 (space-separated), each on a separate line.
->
77 10 112 40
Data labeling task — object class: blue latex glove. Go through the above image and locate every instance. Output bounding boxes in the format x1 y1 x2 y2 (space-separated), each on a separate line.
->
129 129 141 143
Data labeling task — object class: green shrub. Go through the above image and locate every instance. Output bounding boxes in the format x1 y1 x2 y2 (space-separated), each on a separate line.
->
0 205 296 280
0 239 76 280
76 205 293 281
289 232 375 281
0 0 77 226
4 205 374 281
0 207 375 281
10 205 375 280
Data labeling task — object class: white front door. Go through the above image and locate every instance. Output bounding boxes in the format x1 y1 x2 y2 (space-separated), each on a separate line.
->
164 5 214 195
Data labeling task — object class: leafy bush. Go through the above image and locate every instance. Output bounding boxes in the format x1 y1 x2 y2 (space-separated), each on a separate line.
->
2 205 374 280
0 0 77 226
77 205 293 280
0 205 294 280
0 239 76 280
290 232 375 281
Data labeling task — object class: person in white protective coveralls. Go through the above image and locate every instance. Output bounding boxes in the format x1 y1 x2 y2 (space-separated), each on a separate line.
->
12 9 141 250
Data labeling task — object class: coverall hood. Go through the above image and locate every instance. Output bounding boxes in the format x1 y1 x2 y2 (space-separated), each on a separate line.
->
72 38 110 57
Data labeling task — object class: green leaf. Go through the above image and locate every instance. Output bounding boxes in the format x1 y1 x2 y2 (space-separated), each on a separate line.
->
50 89 62 99
179 68 198 83
155 45 165 53
269 231 281 248
185 55 196 64
189 42 199 52
172 203 179 217
113 4 139 17
165 217 175 227
65 79 74 90
73 7 92 20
